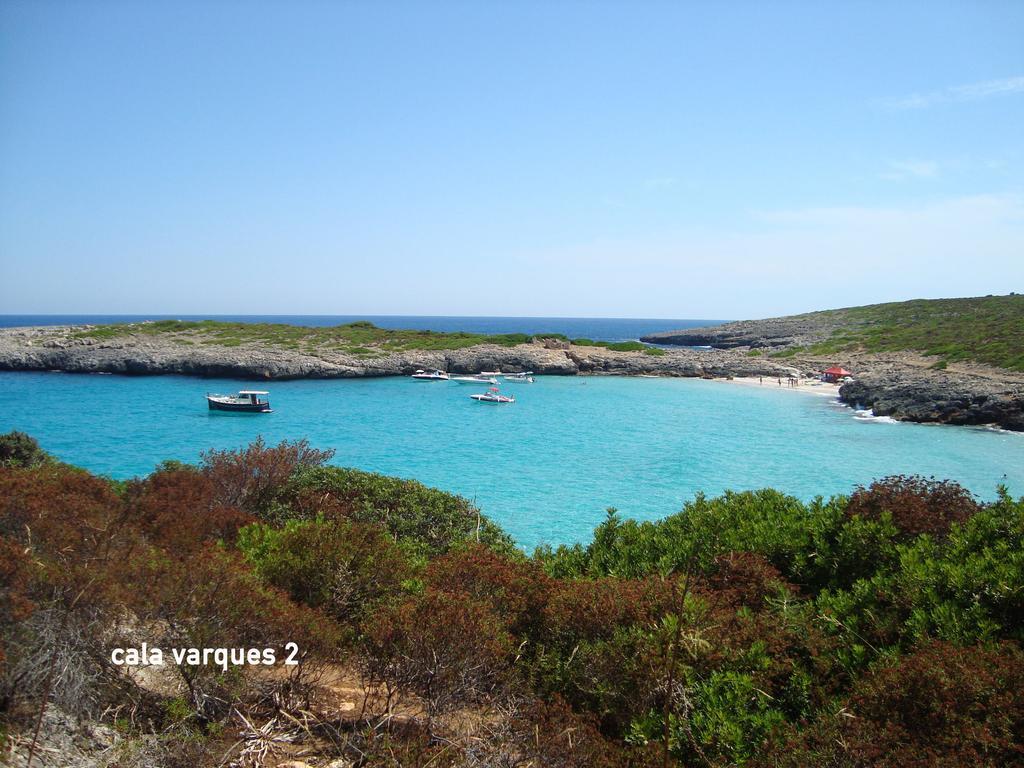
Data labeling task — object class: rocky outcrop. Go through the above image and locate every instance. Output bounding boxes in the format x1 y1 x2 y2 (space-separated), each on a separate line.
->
0 326 799 381
642 313 1024 432
640 312 852 349
839 370 1024 431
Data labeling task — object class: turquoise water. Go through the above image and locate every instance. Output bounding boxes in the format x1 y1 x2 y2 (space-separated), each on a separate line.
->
1 372 1021 550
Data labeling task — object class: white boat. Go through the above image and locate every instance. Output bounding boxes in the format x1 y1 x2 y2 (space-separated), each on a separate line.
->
479 370 502 377
451 374 499 385
470 386 515 404
503 372 534 383
411 369 449 381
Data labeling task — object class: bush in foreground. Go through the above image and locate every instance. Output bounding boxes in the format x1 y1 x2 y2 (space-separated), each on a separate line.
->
2 435 1023 768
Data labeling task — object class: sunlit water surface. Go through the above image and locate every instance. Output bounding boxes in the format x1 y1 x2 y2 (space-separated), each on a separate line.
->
1 372 1020 550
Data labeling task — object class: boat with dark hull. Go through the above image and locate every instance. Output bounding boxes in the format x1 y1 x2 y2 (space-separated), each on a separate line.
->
207 390 272 413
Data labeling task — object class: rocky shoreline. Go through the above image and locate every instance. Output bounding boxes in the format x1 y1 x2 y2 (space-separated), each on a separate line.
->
2 324 1023 431
837 368 1024 432
0 324 801 380
643 318 1024 432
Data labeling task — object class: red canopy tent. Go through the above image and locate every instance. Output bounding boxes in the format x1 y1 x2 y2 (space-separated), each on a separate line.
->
822 365 852 382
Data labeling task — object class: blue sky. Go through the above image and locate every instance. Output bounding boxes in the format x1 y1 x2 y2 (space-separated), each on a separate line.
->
1 1 1022 319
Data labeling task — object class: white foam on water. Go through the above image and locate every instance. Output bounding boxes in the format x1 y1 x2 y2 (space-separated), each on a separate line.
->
973 423 1023 436
852 408 899 424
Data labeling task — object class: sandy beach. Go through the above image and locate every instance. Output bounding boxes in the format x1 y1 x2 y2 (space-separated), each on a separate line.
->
718 375 842 397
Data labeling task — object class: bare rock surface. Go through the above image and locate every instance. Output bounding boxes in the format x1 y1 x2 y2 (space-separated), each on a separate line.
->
838 367 1024 431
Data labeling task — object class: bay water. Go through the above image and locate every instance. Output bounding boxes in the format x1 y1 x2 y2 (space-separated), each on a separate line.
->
1 371 1020 550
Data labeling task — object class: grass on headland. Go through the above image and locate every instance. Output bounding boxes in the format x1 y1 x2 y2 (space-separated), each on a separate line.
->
572 338 663 353
770 294 1024 371
75 319 566 356
72 320 667 357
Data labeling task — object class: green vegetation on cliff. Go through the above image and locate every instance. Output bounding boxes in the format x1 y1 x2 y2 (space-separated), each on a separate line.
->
782 294 1024 370
572 337 662 353
73 319 570 355
3 434 1023 767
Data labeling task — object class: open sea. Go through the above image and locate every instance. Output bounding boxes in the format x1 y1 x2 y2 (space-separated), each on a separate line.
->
1 366 1021 550
0 314 720 342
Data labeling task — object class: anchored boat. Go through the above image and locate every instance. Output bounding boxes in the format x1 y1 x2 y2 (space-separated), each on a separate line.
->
451 374 499 385
503 372 535 383
411 369 450 381
470 386 515 404
207 390 272 413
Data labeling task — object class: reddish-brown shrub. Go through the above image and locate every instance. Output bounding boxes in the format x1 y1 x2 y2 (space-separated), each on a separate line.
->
425 545 552 636
509 696 660 768
129 543 340 718
0 535 35 669
126 469 253 552
0 465 138 606
846 475 980 540
701 551 791 608
0 466 143 715
0 465 123 558
542 576 677 642
363 588 514 715
760 640 1024 768
200 436 334 514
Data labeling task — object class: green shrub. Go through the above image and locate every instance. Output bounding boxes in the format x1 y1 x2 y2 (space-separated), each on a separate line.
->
683 670 786 764
264 465 516 559
238 518 411 625
0 431 48 468
540 491 818 581
603 341 647 352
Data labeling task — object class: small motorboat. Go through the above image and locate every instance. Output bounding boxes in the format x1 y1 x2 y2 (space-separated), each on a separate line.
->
207 390 272 413
479 370 502 377
470 386 515 404
503 372 535 383
451 374 499 385
411 369 450 381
